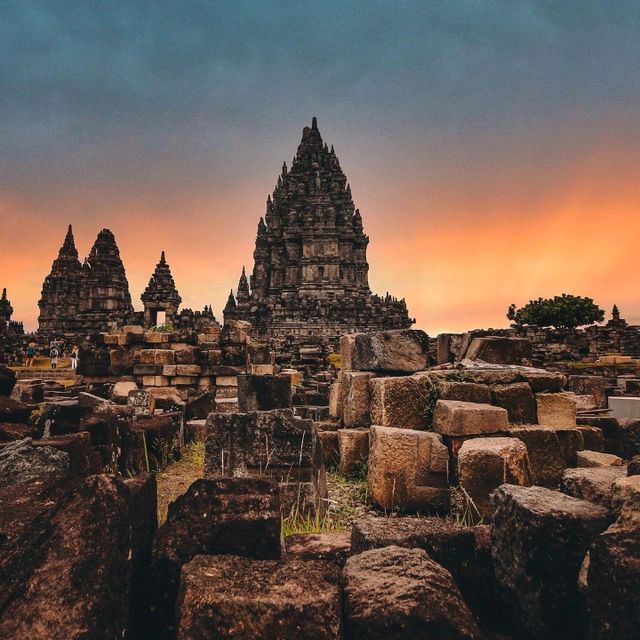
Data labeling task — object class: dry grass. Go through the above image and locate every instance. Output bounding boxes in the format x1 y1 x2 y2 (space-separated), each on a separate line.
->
156 442 205 523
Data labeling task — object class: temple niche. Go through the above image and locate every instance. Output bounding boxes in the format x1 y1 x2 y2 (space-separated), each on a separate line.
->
224 117 414 338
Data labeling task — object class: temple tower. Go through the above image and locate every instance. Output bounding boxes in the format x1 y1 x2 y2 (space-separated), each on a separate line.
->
0 288 13 327
141 251 182 327
37 225 83 334
230 118 413 338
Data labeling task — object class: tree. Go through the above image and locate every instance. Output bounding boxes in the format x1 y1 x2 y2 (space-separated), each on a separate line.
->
507 294 605 329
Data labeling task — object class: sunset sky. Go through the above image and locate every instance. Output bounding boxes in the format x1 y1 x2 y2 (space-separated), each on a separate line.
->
2 1 639 334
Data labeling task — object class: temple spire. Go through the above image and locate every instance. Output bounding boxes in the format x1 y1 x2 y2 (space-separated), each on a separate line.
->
59 224 79 258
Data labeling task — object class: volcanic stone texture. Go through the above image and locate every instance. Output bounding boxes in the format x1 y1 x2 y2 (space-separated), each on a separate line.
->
491 484 610 639
350 329 430 373
343 545 482 639
176 555 342 640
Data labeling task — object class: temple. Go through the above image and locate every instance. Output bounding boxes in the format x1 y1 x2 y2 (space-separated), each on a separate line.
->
224 118 414 338
141 251 182 328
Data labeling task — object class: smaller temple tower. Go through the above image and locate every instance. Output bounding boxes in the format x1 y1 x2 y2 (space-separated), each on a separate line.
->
141 251 182 328
0 288 13 328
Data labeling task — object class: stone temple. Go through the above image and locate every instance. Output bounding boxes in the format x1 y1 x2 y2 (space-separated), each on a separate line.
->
224 118 413 339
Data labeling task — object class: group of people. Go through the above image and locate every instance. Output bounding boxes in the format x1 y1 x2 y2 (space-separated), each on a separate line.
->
24 342 79 371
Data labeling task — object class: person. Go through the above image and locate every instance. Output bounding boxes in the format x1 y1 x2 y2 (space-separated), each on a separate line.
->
50 346 58 370
70 345 79 371
25 344 35 368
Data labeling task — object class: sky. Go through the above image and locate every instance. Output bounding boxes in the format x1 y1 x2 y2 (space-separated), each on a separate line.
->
1 0 639 334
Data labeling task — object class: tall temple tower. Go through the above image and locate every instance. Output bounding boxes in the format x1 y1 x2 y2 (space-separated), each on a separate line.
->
38 225 83 334
225 118 413 338
141 251 182 327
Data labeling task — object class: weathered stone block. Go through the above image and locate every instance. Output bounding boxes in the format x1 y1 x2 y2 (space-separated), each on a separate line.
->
560 466 627 512
433 399 508 436
368 425 449 512
577 424 605 451
369 374 433 430
338 428 369 476
435 380 491 404
555 426 585 467
507 425 565 487
162 364 177 376
491 382 535 424
491 484 610 639
611 475 640 516
176 364 201 376
458 437 532 519
351 329 430 373
317 430 339 469
343 546 481 640
328 381 341 419
237 374 291 412
139 348 175 365
142 375 169 387
284 532 351 566
176 555 342 640
536 391 577 428
112 380 138 404
577 449 624 468
465 336 532 365
339 333 357 371
342 371 375 428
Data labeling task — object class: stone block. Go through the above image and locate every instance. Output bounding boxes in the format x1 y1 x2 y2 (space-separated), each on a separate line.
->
608 396 640 420
328 381 341 419
368 425 449 513
507 425 565 487
145 332 169 344
111 381 137 404
491 382 535 424
611 475 640 516
174 346 199 364
536 391 577 428
465 336 532 365
555 426 585 467
185 391 215 419
337 428 369 476
433 399 508 436
127 389 151 415
0 475 132 639
216 374 237 387
560 466 627 512
133 363 164 376
149 477 281 639
369 374 433 430
435 380 491 404
343 546 481 640
339 333 357 370
491 484 610 639
139 349 175 365
176 555 341 640
162 364 177 376
176 364 201 376
521 370 567 393
621 418 640 458
585 509 640 640
577 450 624 468
185 419 207 443
142 375 169 387
237 374 291 412
458 437 532 519
577 424 605 451
341 371 375 427
317 430 339 469
205 409 327 518
351 329 430 373
284 532 351 566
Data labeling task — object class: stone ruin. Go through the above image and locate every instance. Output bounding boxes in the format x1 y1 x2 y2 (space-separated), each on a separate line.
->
224 118 413 343
1 326 638 639
0 288 25 365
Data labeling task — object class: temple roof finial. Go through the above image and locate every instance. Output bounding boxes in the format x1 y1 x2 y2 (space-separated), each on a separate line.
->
311 116 318 130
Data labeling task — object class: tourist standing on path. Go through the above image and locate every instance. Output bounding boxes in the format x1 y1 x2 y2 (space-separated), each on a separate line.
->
71 345 79 371
50 346 58 370
25 343 35 368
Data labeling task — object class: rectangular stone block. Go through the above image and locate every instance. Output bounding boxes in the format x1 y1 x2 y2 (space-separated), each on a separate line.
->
328 381 342 419
536 392 577 428
435 380 491 404
458 437 532 518
139 349 175 365
369 375 433 430
237 374 292 412
216 375 237 387
133 364 165 376
491 382 535 424
162 365 177 377
176 364 201 376
172 376 198 385
339 333 358 371
433 400 508 436
145 332 169 344
608 396 640 420
338 429 369 476
342 371 375 428
567 375 606 409
142 375 169 387
368 425 449 513
351 329 430 373
507 425 565 488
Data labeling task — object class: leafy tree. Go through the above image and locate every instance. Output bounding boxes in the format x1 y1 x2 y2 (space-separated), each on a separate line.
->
507 294 605 328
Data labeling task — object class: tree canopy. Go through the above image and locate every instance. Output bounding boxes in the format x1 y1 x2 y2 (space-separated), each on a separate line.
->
507 294 605 329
